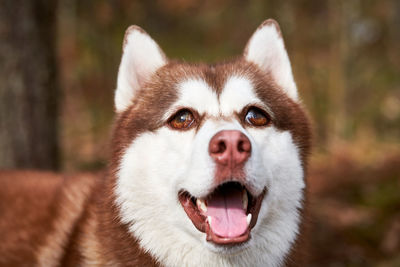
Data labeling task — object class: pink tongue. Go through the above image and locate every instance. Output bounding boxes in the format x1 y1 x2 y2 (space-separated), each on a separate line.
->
206 187 248 238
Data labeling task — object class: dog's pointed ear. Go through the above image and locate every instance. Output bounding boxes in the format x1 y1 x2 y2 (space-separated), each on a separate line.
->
115 26 167 113
244 19 298 101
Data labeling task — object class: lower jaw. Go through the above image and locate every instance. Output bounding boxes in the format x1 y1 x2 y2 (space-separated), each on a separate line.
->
206 224 251 245
204 237 252 255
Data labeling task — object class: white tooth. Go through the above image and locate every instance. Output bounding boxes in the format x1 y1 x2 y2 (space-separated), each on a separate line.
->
242 190 248 210
196 198 207 212
246 213 252 225
207 216 212 224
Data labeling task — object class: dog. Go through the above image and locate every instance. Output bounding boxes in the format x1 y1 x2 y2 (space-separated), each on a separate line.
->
0 19 311 266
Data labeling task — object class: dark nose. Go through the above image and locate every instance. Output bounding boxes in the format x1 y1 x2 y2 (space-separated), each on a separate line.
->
209 130 251 166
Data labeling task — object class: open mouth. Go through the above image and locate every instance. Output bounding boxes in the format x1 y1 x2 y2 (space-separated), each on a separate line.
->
179 182 266 245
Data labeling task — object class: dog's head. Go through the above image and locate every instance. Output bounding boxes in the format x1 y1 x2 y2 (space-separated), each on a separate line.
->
112 19 311 266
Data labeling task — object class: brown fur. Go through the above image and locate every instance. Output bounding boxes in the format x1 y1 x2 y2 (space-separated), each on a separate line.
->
0 170 159 266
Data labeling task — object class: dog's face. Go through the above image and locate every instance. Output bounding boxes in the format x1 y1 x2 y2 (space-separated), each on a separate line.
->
112 20 311 267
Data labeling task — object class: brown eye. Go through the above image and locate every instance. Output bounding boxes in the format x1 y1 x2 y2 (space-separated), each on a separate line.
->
245 107 270 127
169 109 195 130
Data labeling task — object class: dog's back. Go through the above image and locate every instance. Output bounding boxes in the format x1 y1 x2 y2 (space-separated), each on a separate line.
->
0 171 96 266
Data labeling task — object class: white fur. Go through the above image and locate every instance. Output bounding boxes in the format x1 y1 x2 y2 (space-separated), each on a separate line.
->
115 27 167 113
245 22 298 101
163 79 219 121
115 75 305 267
220 76 273 117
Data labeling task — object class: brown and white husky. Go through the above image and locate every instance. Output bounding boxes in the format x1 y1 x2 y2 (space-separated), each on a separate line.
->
0 19 311 266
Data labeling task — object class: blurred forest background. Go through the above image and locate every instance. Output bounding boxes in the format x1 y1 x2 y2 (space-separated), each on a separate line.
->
0 0 399 266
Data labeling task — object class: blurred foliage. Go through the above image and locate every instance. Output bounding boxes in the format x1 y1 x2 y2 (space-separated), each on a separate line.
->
56 1 400 265
309 152 400 266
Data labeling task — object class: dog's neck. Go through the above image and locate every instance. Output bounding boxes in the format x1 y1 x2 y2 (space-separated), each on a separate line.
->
60 177 158 266
63 176 305 266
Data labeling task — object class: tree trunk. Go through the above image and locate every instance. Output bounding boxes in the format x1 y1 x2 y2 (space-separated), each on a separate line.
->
327 0 348 146
0 0 59 169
